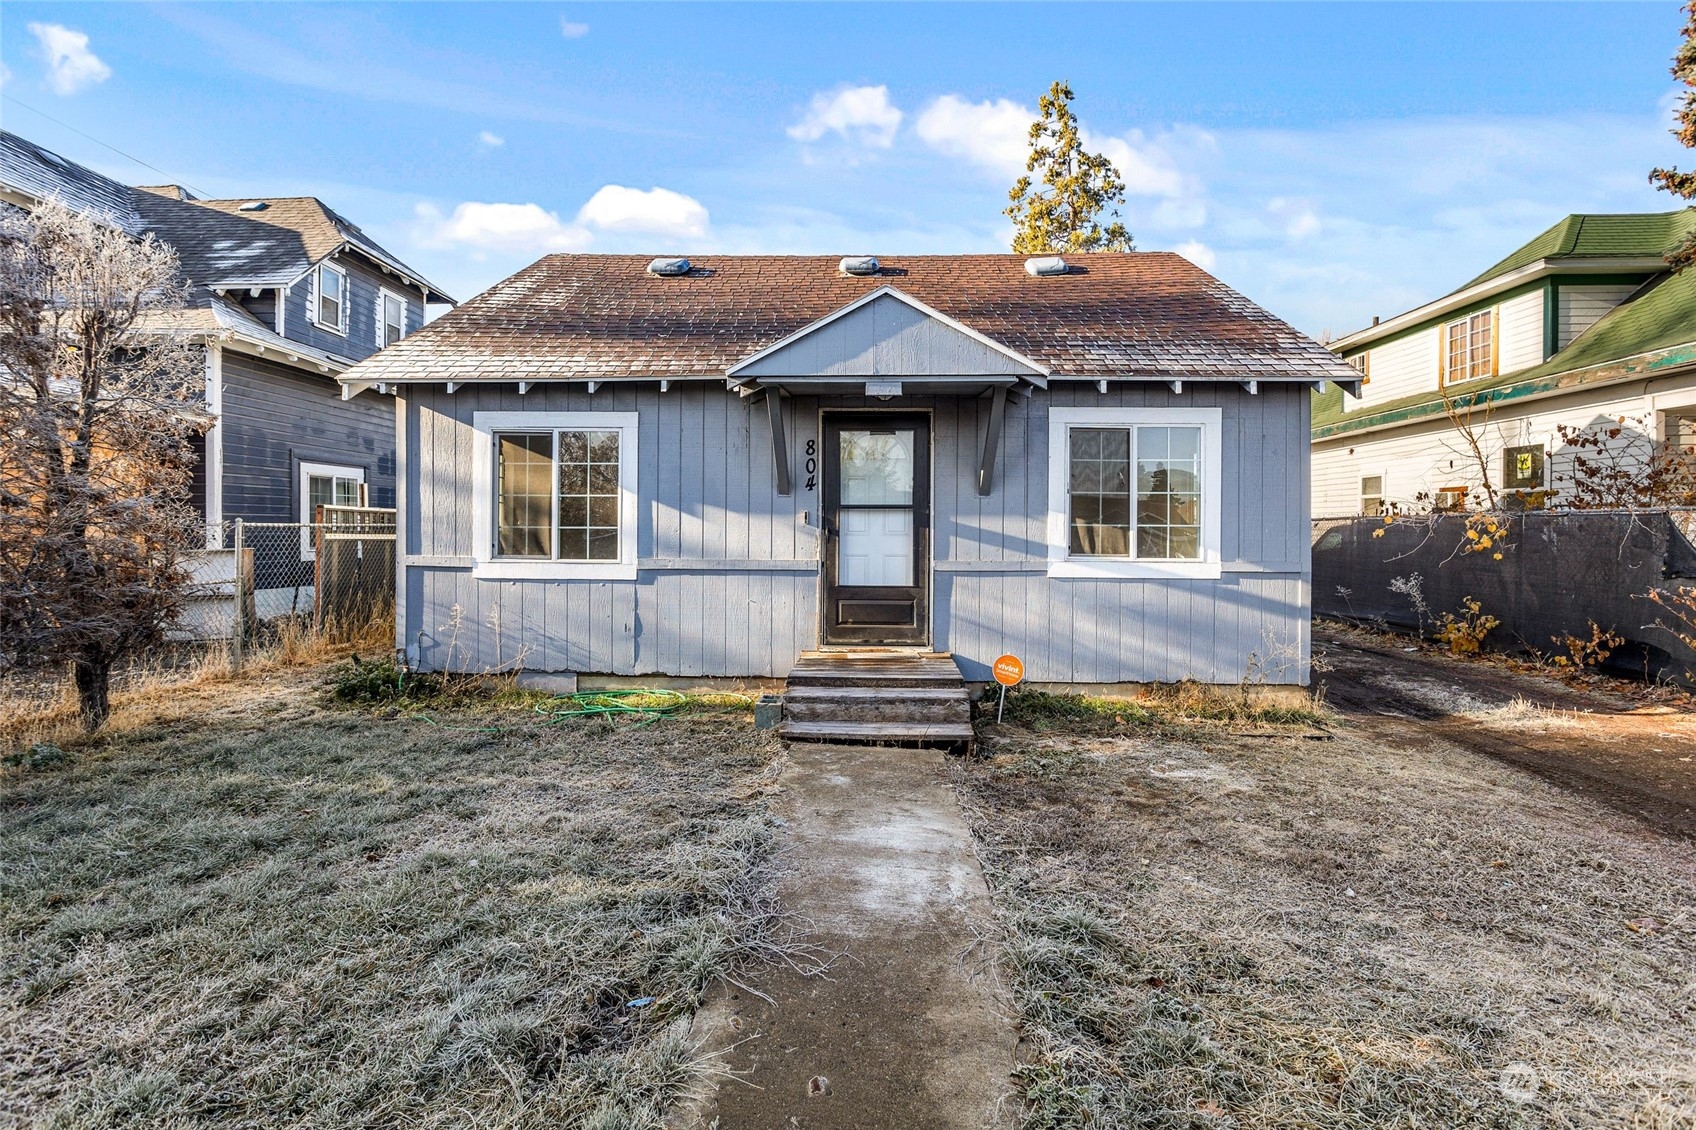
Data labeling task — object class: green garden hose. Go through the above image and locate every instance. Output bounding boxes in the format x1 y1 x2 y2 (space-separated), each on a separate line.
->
534 687 690 725
409 686 751 731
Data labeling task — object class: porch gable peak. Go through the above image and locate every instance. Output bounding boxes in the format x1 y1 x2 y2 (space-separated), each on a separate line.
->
727 286 1048 386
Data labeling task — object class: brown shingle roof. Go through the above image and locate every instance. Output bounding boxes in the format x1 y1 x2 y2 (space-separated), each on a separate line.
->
192 197 452 301
342 253 1357 384
194 197 348 263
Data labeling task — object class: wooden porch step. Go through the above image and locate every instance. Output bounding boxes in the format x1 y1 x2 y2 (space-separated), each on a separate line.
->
783 686 971 725
780 652 972 749
778 720 976 744
786 653 966 689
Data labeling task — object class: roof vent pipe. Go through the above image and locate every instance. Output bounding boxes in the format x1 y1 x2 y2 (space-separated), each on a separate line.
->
647 257 691 277
839 256 880 276
1024 256 1068 277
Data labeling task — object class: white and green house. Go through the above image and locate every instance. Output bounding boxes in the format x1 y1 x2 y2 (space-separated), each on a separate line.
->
1314 209 1696 515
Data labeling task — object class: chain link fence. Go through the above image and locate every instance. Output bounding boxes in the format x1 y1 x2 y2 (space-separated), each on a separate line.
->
176 508 396 666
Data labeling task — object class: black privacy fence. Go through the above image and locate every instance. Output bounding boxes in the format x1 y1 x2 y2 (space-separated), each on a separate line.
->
1312 509 1696 684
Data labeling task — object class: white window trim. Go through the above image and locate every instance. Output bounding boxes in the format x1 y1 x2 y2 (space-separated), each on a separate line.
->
1046 406 1223 579
471 410 640 581
376 287 407 348
1360 472 1386 516
299 460 365 560
311 261 349 336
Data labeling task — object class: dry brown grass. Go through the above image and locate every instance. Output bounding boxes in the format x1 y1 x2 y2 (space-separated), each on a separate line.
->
1 666 790 1128
953 716 1696 1128
0 613 395 752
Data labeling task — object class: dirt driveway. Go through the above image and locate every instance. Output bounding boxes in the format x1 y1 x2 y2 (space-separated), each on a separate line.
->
1318 623 1696 840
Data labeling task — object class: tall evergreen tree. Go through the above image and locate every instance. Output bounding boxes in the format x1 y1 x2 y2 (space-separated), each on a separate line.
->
1005 81 1134 254
1651 0 1696 271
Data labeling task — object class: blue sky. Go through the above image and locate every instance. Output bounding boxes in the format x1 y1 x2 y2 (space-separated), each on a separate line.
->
1 2 1689 336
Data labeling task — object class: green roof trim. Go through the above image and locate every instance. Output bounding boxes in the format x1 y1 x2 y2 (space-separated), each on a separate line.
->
1314 264 1696 439
1456 209 1696 292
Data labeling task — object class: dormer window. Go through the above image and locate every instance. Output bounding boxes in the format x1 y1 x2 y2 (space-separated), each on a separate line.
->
312 262 348 335
1443 310 1494 383
378 289 406 346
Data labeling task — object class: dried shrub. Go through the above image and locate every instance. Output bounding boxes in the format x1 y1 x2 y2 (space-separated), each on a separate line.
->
1435 597 1500 656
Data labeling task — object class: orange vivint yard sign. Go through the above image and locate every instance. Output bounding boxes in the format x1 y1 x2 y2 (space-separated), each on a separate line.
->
992 653 1023 723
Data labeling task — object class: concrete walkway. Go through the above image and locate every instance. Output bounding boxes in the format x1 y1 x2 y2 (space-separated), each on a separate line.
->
687 742 1019 1130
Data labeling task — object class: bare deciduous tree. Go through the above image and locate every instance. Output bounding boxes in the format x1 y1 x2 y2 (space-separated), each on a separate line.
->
0 199 203 730
1437 387 1500 509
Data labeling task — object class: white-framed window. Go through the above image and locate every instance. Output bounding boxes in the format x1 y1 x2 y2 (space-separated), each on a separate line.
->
1360 474 1384 515
1046 407 1223 579
1443 309 1494 383
377 288 407 347
299 461 365 560
310 261 348 335
1347 352 1370 380
470 411 640 580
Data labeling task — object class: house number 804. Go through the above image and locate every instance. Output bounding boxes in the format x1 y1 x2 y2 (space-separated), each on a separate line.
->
804 439 817 492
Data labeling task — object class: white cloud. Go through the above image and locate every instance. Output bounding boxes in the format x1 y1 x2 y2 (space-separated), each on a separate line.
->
559 19 589 38
1172 240 1217 271
29 23 111 95
1660 88 1686 132
1267 197 1321 240
1090 133 1185 199
415 201 591 257
415 184 710 261
788 85 903 149
915 93 1188 202
477 130 505 148
576 185 709 238
1177 108 1685 335
915 95 1031 176
0 63 12 89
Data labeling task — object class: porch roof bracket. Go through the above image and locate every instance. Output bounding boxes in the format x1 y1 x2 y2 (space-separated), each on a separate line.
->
976 386 1007 496
765 391 792 496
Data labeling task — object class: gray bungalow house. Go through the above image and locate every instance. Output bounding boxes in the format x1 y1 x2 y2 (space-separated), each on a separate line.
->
339 253 1358 687
0 130 453 552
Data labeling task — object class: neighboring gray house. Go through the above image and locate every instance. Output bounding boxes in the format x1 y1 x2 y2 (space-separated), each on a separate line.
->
0 130 453 552
339 253 1359 686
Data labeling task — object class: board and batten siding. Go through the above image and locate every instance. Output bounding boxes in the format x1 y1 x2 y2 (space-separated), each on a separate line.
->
735 292 1039 378
400 381 1310 683
220 349 397 522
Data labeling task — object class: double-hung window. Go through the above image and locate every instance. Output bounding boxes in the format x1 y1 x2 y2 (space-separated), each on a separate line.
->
1443 310 1494 383
471 412 639 579
378 289 407 346
1360 475 1384 516
312 262 348 334
1047 407 1222 578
